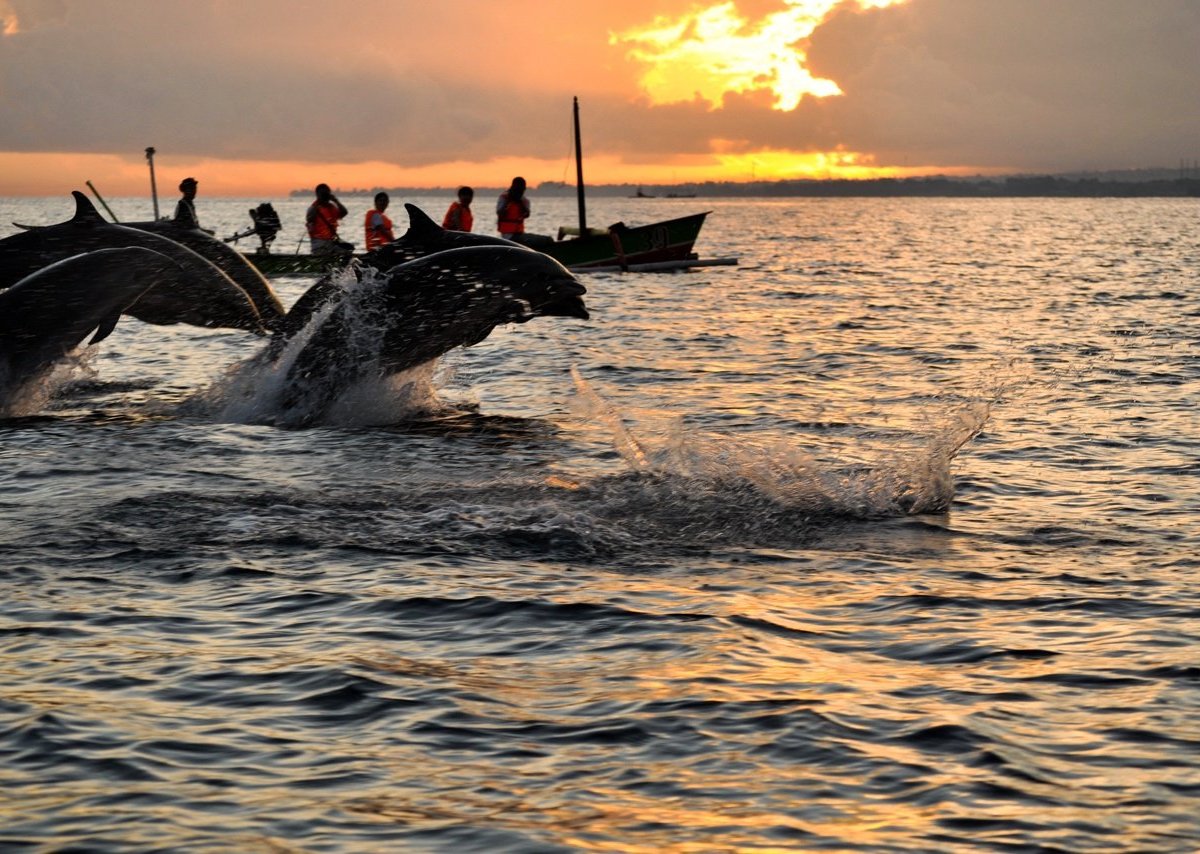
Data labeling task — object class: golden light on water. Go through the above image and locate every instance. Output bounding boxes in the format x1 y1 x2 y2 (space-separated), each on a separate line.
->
612 0 909 111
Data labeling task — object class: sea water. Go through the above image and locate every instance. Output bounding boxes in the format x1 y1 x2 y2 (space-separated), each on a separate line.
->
0 194 1197 852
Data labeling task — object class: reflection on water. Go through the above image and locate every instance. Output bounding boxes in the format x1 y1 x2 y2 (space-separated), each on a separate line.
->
1 196 1198 851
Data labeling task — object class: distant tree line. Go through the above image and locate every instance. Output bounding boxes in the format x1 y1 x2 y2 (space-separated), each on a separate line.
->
293 175 1200 199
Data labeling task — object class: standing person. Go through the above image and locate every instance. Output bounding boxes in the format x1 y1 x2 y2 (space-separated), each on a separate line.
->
172 177 213 234
442 186 474 232
496 176 530 241
363 192 395 251
306 183 350 255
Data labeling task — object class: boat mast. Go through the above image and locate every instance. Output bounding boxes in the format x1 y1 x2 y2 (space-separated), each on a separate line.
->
573 96 587 236
145 147 160 220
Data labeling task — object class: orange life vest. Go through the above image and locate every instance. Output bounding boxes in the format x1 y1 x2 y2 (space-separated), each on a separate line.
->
307 200 341 241
443 202 473 233
364 208 394 251
497 194 527 235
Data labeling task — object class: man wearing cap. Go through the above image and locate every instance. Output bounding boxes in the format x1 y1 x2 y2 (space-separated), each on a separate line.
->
173 177 213 234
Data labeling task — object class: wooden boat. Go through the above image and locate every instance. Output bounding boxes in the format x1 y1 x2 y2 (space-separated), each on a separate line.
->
536 97 711 271
239 210 713 277
240 215 721 276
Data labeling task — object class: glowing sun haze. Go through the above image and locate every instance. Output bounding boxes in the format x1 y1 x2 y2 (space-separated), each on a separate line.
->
610 0 912 183
613 0 906 110
1 0 1198 196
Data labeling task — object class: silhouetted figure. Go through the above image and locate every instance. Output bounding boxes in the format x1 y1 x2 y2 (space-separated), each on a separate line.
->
173 177 213 234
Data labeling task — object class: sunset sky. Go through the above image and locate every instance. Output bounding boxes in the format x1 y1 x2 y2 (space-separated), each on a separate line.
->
1 0 1198 196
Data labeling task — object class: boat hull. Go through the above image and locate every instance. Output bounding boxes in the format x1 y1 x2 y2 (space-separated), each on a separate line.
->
242 211 710 276
242 252 355 278
541 212 709 269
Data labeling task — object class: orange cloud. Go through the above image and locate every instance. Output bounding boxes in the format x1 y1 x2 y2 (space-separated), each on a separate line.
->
612 0 909 110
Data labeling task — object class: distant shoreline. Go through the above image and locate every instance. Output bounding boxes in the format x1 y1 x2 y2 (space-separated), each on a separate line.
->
292 175 1200 200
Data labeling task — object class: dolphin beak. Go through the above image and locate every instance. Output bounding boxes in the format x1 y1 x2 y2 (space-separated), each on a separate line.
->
540 277 589 320
542 296 589 320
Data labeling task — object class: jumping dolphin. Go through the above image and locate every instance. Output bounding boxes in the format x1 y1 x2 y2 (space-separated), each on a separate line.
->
0 192 267 334
123 218 287 331
0 247 181 403
266 204 533 355
272 245 588 425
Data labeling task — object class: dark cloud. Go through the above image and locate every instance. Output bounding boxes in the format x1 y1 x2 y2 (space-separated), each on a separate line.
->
805 0 1200 170
2 0 1198 174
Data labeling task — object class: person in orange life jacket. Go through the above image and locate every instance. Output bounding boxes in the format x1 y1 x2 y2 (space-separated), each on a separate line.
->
306 183 351 255
496 176 530 239
364 192 395 251
442 186 474 232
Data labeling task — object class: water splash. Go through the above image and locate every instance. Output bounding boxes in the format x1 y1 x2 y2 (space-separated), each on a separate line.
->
0 348 97 419
569 366 989 521
186 269 451 428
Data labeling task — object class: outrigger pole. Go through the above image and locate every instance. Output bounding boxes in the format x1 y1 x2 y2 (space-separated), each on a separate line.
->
573 96 587 237
145 146 159 220
85 180 119 223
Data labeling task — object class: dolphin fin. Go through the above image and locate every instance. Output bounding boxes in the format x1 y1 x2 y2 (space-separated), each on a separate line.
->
71 190 109 225
89 310 123 346
404 203 443 237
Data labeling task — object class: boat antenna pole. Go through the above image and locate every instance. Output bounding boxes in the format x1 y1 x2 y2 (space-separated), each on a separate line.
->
145 146 159 220
573 96 587 236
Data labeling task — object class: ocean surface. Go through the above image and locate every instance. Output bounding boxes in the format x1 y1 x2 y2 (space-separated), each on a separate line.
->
0 193 1197 852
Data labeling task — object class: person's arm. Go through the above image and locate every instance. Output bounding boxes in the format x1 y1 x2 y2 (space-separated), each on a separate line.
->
332 196 349 218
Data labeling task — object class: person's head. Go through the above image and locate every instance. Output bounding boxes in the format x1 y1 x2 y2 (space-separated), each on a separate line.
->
508 176 526 199
179 177 198 197
315 183 332 202
374 191 390 211
457 186 474 205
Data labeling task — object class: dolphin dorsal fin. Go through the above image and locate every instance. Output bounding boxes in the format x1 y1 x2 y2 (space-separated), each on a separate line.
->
404 203 442 236
71 190 108 225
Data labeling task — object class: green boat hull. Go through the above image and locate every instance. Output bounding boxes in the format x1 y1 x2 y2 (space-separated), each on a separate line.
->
241 252 356 278
242 211 709 277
